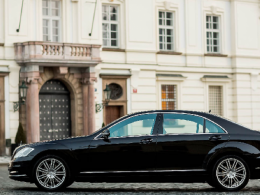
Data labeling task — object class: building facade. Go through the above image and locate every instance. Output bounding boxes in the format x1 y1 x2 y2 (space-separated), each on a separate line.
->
1 0 260 155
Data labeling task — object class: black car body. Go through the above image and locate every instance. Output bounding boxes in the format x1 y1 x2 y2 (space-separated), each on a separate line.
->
8 110 260 191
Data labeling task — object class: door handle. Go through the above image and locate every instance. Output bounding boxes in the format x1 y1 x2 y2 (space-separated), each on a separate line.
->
209 135 222 141
140 138 153 144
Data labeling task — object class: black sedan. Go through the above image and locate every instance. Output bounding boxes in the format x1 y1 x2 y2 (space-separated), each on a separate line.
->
8 110 260 191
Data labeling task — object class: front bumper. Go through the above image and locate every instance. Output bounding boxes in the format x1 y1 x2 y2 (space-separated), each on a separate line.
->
8 156 34 183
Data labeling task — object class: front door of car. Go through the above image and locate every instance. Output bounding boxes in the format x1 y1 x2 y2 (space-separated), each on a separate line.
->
87 113 160 172
156 113 229 170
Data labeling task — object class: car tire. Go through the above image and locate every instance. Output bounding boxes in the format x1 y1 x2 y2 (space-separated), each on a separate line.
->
33 155 71 191
211 155 250 191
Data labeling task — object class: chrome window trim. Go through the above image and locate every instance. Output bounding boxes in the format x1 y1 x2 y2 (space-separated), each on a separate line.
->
80 169 205 174
94 111 228 140
160 112 228 134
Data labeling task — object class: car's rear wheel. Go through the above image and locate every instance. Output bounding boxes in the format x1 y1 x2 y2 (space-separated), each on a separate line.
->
34 155 70 191
212 155 249 191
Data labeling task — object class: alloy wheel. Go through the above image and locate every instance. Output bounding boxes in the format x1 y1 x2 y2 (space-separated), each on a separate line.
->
216 158 246 189
36 158 66 189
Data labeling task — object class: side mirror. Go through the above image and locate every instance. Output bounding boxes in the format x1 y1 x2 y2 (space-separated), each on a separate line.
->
101 129 110 139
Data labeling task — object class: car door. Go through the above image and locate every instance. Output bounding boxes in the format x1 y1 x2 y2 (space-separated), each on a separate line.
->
87 113 161 172
156 113 229 170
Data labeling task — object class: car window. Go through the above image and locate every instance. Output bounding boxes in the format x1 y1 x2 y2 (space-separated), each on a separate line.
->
205 120 225 133
109 114 157 138
163 114 204 134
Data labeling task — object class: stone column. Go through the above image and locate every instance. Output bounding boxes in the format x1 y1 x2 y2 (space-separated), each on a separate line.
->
82 84 89 135
81 69 97 135
21 65 41 143
26 78 40 143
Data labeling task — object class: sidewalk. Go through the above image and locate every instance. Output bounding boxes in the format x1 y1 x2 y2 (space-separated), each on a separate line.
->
0 156 11 166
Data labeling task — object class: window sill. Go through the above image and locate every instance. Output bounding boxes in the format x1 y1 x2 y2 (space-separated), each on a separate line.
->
204 53 228 57
102 48 125 52
157 51 182 55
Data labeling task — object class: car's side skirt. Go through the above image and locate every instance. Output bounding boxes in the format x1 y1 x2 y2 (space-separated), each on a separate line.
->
76 169 208 183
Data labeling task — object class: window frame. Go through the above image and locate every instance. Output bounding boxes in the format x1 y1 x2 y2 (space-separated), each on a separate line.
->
158 11 175 51
208 85 223 116
205 15 221 54
95 113 159 139
42 0 62 42
158 112 227 135
102 4 120 48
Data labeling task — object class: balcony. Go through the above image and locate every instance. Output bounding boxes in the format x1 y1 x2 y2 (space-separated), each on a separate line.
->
14 41 102 67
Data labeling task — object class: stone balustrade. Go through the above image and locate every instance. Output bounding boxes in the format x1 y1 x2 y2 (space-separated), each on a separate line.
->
14 41 101 67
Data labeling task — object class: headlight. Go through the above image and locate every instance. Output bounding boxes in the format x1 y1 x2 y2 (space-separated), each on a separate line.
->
14 147 34 159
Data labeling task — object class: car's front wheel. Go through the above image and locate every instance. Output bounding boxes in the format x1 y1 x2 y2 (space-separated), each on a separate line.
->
33 155 70 191
212 155 249 191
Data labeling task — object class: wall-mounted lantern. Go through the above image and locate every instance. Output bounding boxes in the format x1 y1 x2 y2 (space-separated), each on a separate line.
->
95 84 111 113
13 81 28 112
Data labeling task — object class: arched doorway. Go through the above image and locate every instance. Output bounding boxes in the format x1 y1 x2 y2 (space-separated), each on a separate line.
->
39 80 71 141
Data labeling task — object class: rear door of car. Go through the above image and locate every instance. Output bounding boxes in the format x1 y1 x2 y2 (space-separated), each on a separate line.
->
155 113 229 171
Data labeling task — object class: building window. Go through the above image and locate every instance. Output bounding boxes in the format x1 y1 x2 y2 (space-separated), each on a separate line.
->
42 0 61 42
159 11 174 51
102 5 119 48
161 85 177 110
206 15 220 53
209 86 222 115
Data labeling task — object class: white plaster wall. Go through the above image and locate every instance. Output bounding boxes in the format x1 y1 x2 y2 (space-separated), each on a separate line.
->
2 0 260 142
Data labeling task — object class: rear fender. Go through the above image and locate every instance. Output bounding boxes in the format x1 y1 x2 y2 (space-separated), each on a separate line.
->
204 141 260 170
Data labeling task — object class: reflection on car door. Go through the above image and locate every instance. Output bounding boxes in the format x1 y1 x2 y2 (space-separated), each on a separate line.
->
87 113 161 172
156 113 229 170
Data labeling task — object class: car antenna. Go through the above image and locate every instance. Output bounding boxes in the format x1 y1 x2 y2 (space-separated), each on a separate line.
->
209 110 211 113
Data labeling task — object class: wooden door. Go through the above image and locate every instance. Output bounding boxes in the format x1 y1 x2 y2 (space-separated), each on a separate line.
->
105 106 121 125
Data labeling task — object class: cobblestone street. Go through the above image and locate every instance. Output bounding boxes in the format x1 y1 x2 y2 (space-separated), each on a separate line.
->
2 166 260 195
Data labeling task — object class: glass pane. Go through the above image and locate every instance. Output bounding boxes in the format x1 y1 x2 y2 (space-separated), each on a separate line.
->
43 35 48 41
103 32 107 38
159 36 163 42
102 5 108 13
159 43 163 50
207 32 211 38
166 20 172 26
206 16 211 22
206 23 209 29
213 39 218 46
159 11 165 19
111 32 117 38
207 39 210 45
213 46 218 52
42 0 48 7
43 27 48 34
43 8 48 16
163 114 204 134
53 36 58 42
52 1 59 9
110 14 117 21
111 24 117 31
167 44 172 50
159 19 163 25
102 23 108 31
102 13 108 20
159 28 164 35
52 28 58 36
53 20 59 28
213 23 218 29
207 46 210 52
167 29 172 35
205 120 224 133
52 9 59 16
213 16 218 22
166 12 172 19
167 36 172 43
43 19 49 27
109 114 157 138
213 32 218 39
103 39 108 46
111 39 117 46
110 6 117 13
